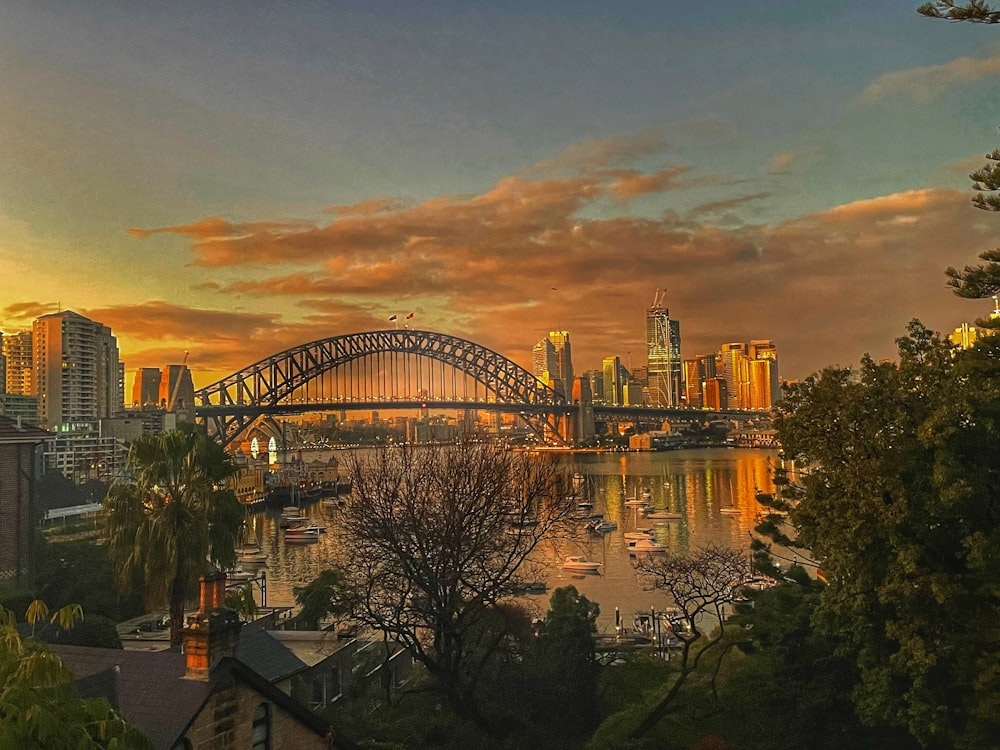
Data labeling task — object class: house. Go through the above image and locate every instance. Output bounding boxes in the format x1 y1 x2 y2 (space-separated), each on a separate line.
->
55 573 358 750
0 415 53 588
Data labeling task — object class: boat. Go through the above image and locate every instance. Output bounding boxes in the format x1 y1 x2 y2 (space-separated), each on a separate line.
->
623 529 655 540
720 479 742 516
284 533 319 544
577 500 595 510
285 524 324 535
589 519 618 533
644 509 683 520
641 487 652 500
561 556 602 572
237 549 268 565
627 538 668 555
624 497 649 508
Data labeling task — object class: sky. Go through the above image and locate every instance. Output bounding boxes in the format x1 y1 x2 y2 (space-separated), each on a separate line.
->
3 1 1000 388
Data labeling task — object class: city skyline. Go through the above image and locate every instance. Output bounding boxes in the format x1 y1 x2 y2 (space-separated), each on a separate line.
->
3 2 999 384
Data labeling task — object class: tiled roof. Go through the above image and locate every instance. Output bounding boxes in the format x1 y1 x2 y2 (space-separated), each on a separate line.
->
53 644 208 750
0 415 51 444
236 626 308 682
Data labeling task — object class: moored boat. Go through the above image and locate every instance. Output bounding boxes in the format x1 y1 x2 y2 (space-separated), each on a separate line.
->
562 555 602 572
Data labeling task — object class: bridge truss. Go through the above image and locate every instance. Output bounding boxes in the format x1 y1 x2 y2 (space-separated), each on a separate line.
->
194 329 572 448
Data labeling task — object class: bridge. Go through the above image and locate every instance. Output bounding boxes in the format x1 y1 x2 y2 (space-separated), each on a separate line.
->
193 329 746 448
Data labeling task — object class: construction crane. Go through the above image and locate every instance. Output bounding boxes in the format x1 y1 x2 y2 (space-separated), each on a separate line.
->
650 288 667 309
166 350 190 412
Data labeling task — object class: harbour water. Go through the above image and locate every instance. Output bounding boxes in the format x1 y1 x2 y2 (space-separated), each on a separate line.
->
240 447 780 635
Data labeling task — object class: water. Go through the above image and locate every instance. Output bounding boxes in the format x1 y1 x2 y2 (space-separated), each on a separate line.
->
240 447 779 634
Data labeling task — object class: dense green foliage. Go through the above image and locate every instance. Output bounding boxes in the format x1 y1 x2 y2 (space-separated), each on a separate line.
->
103 428 243 646
770 323 1000 747
0 603 150 749
34 538 145 623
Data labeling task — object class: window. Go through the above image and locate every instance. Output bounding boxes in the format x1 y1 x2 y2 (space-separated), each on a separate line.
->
251 703 270 750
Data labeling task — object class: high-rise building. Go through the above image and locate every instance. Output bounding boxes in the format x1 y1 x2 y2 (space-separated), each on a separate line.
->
646 290 681 407
682 358 703 409
2 331 32 396
33 311 122 430
602 356 622 406
532 338 556 383
548 331 573 398
532 331 573 397
717 342 748 410
132 367 162 408
747 339 780 409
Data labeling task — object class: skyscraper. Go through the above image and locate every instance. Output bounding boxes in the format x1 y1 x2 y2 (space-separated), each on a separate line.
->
33 310 122 430
602 356 622 406
2 331 32 396
533 331 573 398
717 342 748 410
646 290 681 407
548 331 573 398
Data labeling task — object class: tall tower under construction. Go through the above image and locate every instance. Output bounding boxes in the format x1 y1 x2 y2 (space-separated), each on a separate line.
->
646 289 681 408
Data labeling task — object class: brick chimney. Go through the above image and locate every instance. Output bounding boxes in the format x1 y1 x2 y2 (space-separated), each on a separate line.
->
183 572 242 681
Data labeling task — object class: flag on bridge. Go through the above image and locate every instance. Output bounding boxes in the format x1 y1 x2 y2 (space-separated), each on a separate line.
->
406 312 414 320
388 315 397 322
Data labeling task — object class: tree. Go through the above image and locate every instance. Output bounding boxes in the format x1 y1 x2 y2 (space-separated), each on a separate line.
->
104 428 243 646
292 569 355 630
327 439 575 728
628 544 754 739
919 2 1000 306
768 322 1000 748
0 602 151 749
918 1 1000 23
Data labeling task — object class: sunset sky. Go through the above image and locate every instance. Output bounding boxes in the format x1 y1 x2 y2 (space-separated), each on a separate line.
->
3 1 1000 388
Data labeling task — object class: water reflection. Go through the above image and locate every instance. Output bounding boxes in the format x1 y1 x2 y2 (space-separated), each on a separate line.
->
242 447 779 634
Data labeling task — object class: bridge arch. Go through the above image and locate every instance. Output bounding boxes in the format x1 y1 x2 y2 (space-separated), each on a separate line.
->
194 329 569 447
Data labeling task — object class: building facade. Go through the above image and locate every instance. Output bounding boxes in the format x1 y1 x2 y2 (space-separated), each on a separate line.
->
646 292 681 408
2 330 32 396
33 311 122 430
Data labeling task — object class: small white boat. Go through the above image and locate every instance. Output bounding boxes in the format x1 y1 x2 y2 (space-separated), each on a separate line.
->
624 498 649 508
627 538 668 555
562 556 602 572
285 525 321 536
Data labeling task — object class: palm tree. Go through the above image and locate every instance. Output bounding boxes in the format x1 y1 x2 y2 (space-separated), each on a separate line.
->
104 428 244 646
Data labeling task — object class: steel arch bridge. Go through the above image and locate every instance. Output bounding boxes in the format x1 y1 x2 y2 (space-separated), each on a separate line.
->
194 329 572 448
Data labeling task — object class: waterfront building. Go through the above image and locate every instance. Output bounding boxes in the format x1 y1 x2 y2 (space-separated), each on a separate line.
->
33 310 122 430
646 290 681 407
1 330 32 396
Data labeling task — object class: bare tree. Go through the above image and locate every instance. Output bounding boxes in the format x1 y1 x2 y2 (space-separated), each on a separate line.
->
629 544 755 739
329 439 576 726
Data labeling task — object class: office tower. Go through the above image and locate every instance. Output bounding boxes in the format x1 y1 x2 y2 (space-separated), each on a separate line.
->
132 367 162 407
548 331 573 398
33 310 122 430
703 377 728 411
646 290 681 407
532 338 556 382
950 323 979 350
533 331 573 397
717 342 748 410
747 339 780 409
0 335 4 395
682 358 703 409
602 356 622 406
585 370 604 405
2 331 32 395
